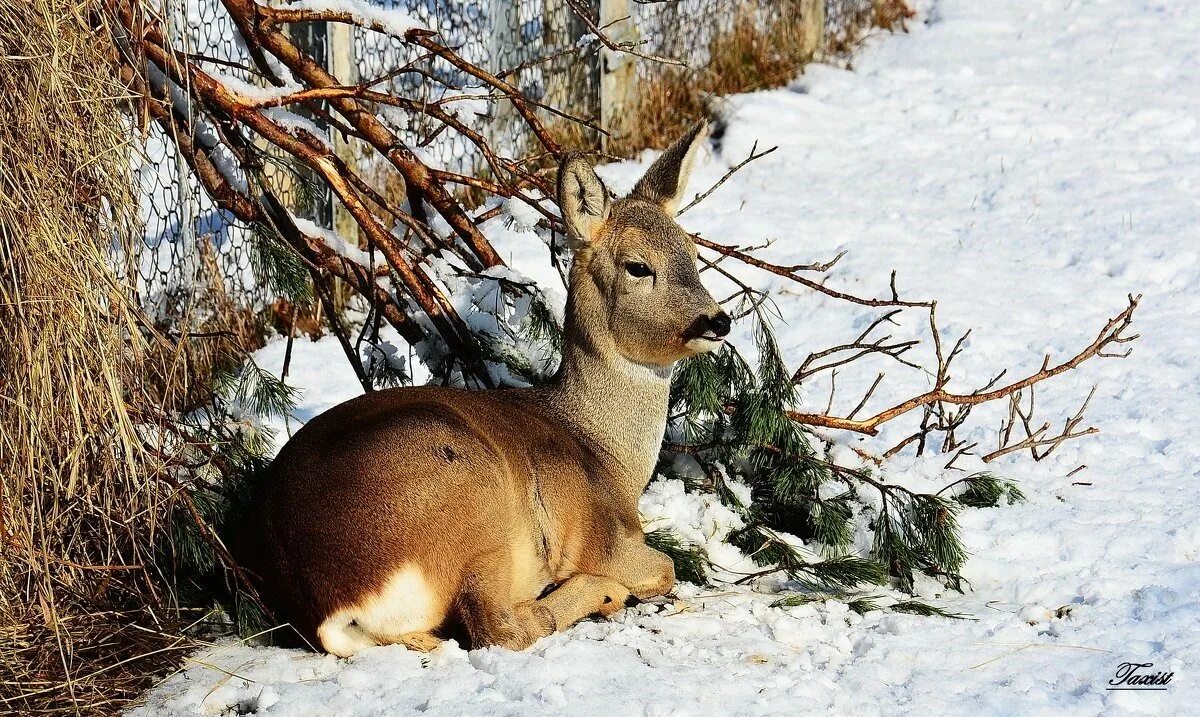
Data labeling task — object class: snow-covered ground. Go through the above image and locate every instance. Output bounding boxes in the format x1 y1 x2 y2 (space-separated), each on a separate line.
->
133 0 1200 714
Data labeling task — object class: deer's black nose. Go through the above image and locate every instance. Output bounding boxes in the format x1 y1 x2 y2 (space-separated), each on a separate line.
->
708 311 731 337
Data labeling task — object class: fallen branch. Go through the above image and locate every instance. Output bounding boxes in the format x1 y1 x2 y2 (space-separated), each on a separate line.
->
789 295 1140 436
982 386 1099 462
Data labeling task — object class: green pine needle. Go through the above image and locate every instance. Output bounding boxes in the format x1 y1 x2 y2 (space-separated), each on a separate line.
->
216 360 299 420
889 599 974 620
846 594 885 615
645 528 708 585
251 225 312 303
671 350 726 418
809 492 855 553
793 554 888 591
951 472 1026 507
524 294 564 359
770 592 969 619
728 525 886 591
909 495 968 576
235 590 274 638
363 340 410 389
769 593 825 609
770 591 882 615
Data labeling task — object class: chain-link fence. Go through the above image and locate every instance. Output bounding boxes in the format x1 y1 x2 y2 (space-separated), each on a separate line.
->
133 1 261 320
133 0 881 324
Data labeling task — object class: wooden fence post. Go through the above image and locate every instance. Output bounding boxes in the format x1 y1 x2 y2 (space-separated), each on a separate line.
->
799 0 826 60
327 20 358 242
598 0 636 151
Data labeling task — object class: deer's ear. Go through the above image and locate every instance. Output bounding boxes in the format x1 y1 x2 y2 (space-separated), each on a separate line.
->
630 120 709 215
558 155 611 247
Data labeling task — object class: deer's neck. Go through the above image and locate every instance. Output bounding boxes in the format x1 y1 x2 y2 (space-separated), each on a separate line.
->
542 275 672 512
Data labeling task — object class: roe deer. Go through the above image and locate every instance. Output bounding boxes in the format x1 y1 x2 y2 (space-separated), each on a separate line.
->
245 122 730 656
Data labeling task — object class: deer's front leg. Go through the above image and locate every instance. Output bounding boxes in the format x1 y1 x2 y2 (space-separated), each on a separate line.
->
460 572 631 651
533 573 634 629
596 538 676 600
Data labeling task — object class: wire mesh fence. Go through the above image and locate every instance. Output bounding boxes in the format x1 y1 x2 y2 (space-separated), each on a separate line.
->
132 0 882 326
133 1 262 319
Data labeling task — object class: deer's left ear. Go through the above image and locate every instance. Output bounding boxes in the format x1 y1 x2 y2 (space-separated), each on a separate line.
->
629 120 709 215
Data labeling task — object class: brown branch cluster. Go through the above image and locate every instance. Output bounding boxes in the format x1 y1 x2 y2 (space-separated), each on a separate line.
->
109 0 1143 476
788 293 1140 470
110 0 595 387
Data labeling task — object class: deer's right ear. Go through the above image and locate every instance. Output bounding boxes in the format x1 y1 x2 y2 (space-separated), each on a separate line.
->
558 156 611 247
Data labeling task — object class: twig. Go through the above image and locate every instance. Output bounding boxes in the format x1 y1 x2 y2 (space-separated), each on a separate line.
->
693 234 933 308
311 269 373 394
563 0 687 67
789 295 1140 435
677 142 778 215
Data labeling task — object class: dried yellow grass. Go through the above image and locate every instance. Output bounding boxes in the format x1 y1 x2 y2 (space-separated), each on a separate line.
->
0 1 200 713
610 0 909 156
608 0 825 155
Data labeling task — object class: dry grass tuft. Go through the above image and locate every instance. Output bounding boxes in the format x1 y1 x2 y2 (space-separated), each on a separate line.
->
874 0 918 32
611 1 826 155
610 0 914 156
0 1 202 713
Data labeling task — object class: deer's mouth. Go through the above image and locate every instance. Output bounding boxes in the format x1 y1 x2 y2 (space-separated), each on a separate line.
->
682 313 731 350
684 334 725 352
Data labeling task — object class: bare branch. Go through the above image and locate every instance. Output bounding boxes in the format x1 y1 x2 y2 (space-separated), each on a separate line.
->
792 310 921 384
563 0 687 67
677 142 778 215
983 386 1099 463
693 234 934 309
789 295 1140 435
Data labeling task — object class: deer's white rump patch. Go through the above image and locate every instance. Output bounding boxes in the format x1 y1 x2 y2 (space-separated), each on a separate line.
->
317 564 441 657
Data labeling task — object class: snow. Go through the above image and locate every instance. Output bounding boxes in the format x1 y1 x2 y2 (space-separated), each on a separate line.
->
262 108 331 145
502 195 545 233
291 216 373 267
440 85 495 122
133 0 1200 714
209 144 249 195
640 477 756 582
275 0 426 38
213 72 303 104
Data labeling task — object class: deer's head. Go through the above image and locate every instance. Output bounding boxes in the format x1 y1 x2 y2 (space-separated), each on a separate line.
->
557 122 730 368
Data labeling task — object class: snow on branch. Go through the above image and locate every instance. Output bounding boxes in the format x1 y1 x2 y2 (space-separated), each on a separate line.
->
262 0 426 38
291 215 372 268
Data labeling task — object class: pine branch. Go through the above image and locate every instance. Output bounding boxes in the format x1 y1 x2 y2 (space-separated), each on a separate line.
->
645 529 708 586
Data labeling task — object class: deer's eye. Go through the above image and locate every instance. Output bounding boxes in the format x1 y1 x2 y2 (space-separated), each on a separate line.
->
624 261 653 278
